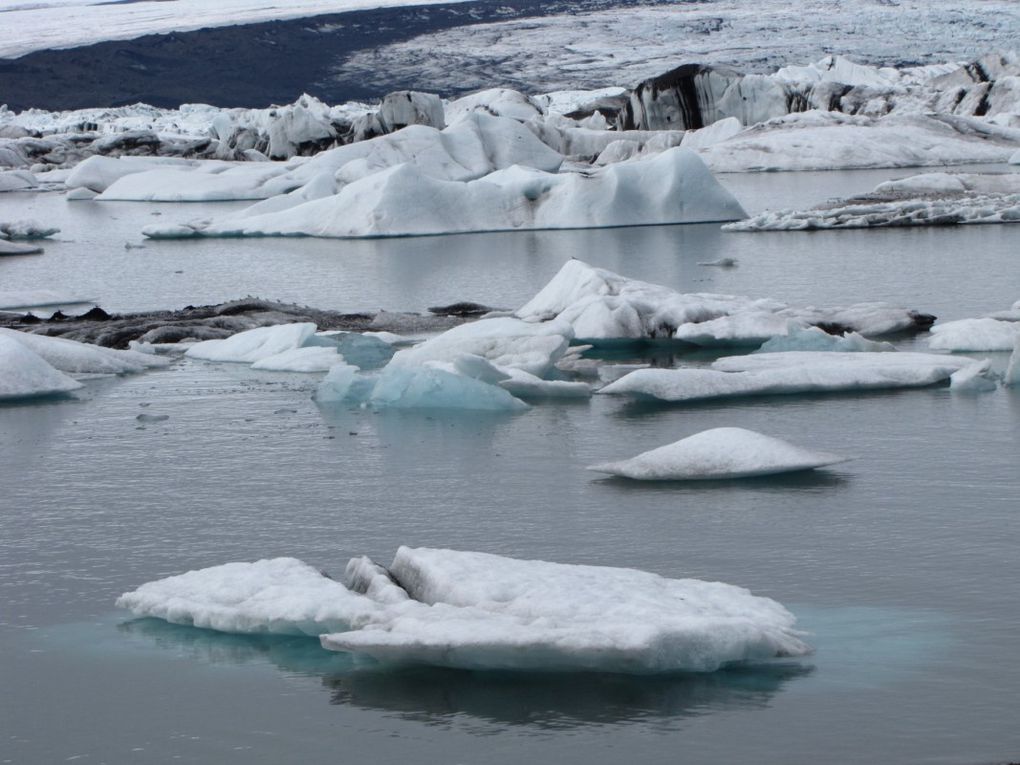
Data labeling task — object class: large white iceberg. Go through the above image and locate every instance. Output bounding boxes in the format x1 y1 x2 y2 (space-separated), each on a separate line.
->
600 351 974 403
117 547 810 673
142 146 745 239
0 334 83 401
588 427 850 480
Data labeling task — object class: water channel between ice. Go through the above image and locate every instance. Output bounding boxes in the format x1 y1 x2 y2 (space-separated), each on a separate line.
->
1 165 1019 764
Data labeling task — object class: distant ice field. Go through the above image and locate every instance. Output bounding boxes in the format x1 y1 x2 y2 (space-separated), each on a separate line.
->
0 0 473 58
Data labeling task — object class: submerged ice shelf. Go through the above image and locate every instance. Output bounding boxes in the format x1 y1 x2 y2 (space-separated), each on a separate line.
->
117 548 810 674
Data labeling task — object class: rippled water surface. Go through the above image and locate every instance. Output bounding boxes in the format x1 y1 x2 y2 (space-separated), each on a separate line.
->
2 166 1019 764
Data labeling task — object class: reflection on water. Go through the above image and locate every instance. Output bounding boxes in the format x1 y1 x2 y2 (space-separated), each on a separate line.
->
117 618 813 729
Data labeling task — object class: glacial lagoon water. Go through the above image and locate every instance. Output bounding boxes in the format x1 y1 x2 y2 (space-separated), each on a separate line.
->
2 166 1020 764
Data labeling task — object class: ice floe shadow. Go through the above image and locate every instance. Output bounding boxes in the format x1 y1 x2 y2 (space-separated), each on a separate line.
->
116 618 813 728
589 470 851 492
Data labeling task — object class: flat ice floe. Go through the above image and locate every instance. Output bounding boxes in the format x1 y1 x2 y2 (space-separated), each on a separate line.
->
600 351 974 403
0 334 83 400
185 323 318 363
515 259 933 345
588 427 850 480
724 171 1020 231
118 548 809 673
141 146 745 239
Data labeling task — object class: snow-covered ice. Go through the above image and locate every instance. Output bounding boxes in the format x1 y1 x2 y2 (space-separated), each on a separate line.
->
115 558 382 636
249 346 343 373
600 352 974 403
515 260 932 345
322 547 809 673
118 548 809 673
928 318 1020 352
0 289 94 311
185 323 317 364
588 427 850 480
755 327 895 354
0 334 83 400
0 328 168 375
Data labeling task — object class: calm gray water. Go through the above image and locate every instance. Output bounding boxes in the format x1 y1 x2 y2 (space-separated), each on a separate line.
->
2 166 1019 764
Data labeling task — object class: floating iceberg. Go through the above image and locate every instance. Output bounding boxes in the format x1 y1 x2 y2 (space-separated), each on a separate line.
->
724 172 1020 231
1004 336 1020 387
928 318 1020 352
515 259 933 345
0 334 83 401
119 548 809 674
185 323 317 363
369 363 529 412
588 427 850 480
0 328 169 375
949 360 998 393
600 351 973 403
143 147 745 239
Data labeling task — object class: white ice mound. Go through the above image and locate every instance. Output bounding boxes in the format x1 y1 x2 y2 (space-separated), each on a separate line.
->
724 171 1020 231
185 323 317 363
588 427 850 480
115 558 381 636
0 334 83 400
928 318 1020 351
600 351 973 403
321 547 810 673
143 147 745 239
0 240 43 256
0 328 169 375
516 259 931 344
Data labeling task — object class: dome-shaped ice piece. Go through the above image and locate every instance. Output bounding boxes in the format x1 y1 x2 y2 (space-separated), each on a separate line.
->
588 427 850 480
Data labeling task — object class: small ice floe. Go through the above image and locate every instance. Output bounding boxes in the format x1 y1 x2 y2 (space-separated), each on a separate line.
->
928 317 1020 352
0 334 82 401
697 258 738 268
118 548 810 674
755 326 894 353
600 351 974 403
0 328 168 375
949 359 998 393
588 427 850 480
